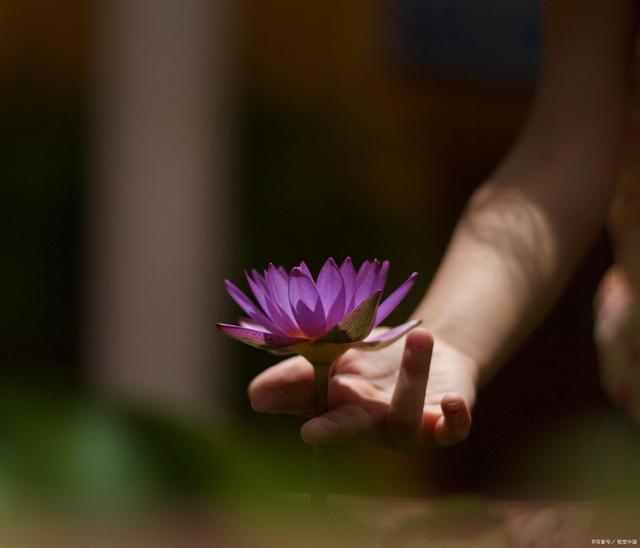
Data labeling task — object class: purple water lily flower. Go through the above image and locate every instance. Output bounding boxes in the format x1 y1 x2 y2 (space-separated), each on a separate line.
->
217 257 420 361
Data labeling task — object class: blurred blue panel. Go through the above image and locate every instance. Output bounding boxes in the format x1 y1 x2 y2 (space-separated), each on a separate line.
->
391 0 541 84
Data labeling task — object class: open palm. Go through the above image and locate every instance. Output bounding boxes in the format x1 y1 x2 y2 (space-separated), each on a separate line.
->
249 328 476 447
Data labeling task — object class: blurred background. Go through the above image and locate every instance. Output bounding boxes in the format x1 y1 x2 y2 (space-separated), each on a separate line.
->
1 0 638 544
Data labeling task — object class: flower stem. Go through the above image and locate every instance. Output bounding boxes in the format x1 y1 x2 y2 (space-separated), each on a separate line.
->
310 362 330 511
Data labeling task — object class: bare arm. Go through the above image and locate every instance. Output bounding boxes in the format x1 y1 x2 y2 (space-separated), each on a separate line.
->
416 0 637 381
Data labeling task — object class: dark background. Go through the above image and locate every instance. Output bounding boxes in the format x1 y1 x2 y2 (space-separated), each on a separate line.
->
0 0 619 507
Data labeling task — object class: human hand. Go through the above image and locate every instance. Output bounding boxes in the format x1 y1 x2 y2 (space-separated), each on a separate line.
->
248 328 477 447
595 266 640 423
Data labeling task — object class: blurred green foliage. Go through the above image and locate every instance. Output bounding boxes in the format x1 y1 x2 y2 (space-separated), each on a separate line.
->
0 386 307 519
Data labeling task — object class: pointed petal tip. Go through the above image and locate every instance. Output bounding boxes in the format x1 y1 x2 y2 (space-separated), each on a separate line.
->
373 271 419 327
216 321 240 332
353 319 422 351
403 271 419 286
217 322 304 350
291 265 314 279
244 269 256 287
289 268 325 337
298 260 313 278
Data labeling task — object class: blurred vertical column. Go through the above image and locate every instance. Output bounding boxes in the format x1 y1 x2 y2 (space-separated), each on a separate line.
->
87 0 233 416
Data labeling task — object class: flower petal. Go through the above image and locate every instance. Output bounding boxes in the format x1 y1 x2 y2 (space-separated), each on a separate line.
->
289 267 326 337
289 267 319 308
293 300 327 338
298 261 313 279
356 259 371 274
354 260 379 306
325 284 346 330
264 264 290 307
373 260 390 294
239 317 268 331
224 279 282 334
374 272 418 327
355 259 372 286
317 290 381 343
216 323 302 352
245 269 269 313
264 264 299 326
261 292 303 337
246 268 301 335
351 320 422 351
317 258 345 325
340 257 357 312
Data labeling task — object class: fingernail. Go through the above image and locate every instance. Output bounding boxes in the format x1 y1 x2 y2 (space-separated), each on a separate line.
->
444 400 461 414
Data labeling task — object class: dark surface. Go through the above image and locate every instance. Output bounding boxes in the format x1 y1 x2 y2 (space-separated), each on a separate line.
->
431 233 615 498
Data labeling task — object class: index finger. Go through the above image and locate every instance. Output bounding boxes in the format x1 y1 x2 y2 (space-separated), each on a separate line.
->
387 328 434 446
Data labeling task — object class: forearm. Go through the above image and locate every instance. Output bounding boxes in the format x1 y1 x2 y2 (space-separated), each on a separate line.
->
414 159 617 381
414 0 635 382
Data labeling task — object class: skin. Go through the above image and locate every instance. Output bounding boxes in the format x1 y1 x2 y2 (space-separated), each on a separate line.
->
250 329 474 447
249 0 637 447
595 265 640 423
